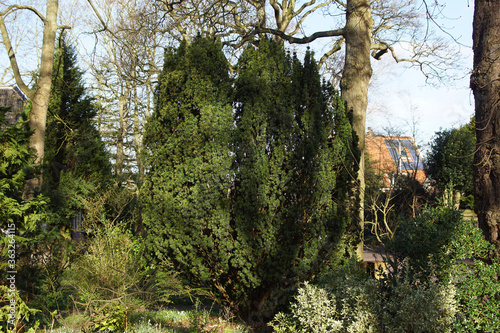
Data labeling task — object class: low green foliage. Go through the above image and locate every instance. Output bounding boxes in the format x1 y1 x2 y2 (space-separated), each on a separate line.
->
450 223 500 332
65 187 181 332
382 278 457 333
453 260 500 332
270 264 380 333
271 264 457 333
66 221 151 331
0 286 40 332
51 308 251 333
386 206 466 284
319 265 380 333
92 303 127 332
272 205 499 333
387 204 500 332
269 283 342 333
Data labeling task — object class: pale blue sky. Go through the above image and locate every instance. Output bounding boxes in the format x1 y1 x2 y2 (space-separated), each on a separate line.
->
298 0 475 153
366 1 475 152
0 0 474 155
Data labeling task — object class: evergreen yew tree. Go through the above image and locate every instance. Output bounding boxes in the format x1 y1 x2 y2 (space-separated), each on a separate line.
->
231 40 355 318
45 35 110 187
143 37 357 320
142 36 234 306
43 35 110 225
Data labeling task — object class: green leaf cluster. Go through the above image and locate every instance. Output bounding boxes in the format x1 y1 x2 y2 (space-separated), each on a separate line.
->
271 263 457 333
0 108 47 264
386 207 468 283
0 285 41 332
387 205 500 332
44 34 111 222
426 118 475 196
142 37 358 319
273 205 499 333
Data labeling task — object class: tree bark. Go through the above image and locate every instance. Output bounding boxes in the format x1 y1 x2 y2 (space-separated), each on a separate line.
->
116 89 129 178
30 0 59 163
471 0 500 257
340 0 373 259
0 0 61 196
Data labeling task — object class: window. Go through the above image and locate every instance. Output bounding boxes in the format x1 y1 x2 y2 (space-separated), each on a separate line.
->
400 147 412 161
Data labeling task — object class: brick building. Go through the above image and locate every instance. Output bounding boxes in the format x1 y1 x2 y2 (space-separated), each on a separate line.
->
365 131 426 189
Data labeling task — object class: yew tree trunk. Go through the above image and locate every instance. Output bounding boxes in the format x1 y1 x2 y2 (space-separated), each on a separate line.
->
340 0 373 259
471 0 500 257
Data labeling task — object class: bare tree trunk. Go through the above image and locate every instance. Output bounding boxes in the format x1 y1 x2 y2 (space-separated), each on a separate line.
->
0 0 62 196
133 85 144 181
471 0 500 257
116 90 129 178
29 0 59 164
340 0 373 259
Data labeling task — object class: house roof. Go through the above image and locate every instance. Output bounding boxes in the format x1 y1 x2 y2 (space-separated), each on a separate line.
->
365 133 426 186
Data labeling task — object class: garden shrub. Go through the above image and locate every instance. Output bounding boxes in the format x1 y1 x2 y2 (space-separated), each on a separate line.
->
385 206 466 284
320 265 380 333
452 259 500 332
388 205 500 332
270 264 380 333
66 220 145 331
449 215 500 332
269 283 342 333
270 229 468 333
382 278 456 333
65 188 181 331
0 286 40 332
271 273 457 333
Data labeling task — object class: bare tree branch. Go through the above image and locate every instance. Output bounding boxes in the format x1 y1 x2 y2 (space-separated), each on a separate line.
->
252 27 344 44
0 4 46 23
318 37 344 68
0 15 33 99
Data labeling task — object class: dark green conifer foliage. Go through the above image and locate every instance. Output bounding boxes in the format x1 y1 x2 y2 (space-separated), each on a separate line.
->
45 35 110 186
10 36 112 297
142 36 234 303
43 35 110 225
0 107 50 297
0 108 46 250
232 40 354 318
143 38 357 319
329 85 360 251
